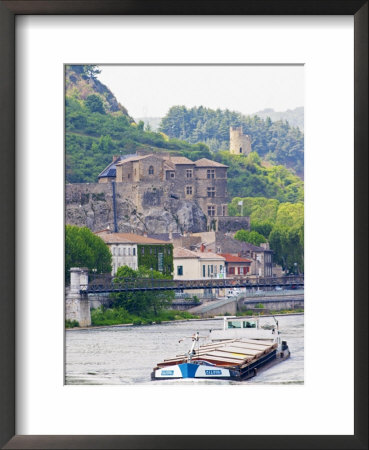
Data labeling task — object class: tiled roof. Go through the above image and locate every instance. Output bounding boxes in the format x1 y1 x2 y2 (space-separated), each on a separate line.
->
238 241 271 252
164 160 175 170
168 156 195 165
115 154 153 166
173 247 199 259
147 233 181 241
219 253 252 263
98 154 136 178
194 158 229 168
174 247 225 260
198 251 225 260
96 232 169 245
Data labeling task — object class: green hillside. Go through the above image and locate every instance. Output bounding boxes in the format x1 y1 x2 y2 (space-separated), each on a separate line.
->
159 105 304 176
214 151 303 203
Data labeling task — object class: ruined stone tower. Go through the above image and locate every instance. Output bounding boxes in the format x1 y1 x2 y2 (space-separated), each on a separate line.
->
229 126 252 156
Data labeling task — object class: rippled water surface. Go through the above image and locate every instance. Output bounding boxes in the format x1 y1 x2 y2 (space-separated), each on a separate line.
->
65 315 304 385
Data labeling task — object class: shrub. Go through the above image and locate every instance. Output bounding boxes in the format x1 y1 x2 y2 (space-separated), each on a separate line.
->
65 319 79 328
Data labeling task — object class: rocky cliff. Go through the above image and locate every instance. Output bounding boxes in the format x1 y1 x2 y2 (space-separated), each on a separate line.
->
65 183 207 234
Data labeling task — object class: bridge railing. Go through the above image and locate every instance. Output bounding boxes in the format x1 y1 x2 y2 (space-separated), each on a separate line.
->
83 273 304 293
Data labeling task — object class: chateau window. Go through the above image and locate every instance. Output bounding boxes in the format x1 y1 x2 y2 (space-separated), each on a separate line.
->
128 173 131 179
207 169 215 179
239 147 242 153
208 206 215 217
229 267 235 275
202 265 206 277
128 248 131 256
186 186 193 195
186 169 193 178
207 187 216 198
177 266 183 276
133 248 136 256
149 166 154 175
222 205 226 216
141 247 145 255
170 172 175 178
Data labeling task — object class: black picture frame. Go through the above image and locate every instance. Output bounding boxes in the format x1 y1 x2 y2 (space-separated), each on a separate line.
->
0 1 367 449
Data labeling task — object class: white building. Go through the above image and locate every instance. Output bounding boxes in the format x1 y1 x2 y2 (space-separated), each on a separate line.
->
95 231 170 275
173 247 226 280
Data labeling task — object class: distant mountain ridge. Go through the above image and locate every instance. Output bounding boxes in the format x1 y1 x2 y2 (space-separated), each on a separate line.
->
253 107 304 130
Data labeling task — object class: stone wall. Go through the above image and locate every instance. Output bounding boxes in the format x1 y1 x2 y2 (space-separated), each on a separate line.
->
240 296 304 311
217 216 250 232
66 182 207 234
187 298 238 318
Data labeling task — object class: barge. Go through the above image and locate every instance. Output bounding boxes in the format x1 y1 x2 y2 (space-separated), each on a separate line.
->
151 316 290 381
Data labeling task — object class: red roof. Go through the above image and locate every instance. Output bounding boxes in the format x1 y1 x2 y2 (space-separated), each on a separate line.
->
219 253 252 263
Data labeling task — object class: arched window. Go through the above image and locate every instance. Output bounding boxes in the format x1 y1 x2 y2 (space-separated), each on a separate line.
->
149 166 154 175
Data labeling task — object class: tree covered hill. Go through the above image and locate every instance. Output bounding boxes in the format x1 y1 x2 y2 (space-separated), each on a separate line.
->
215 151 303 203
159 105 304 177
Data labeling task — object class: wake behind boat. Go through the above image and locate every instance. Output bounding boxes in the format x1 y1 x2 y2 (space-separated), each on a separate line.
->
151 316 290 381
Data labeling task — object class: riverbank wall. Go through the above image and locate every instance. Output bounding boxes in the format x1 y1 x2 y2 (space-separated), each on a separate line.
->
239 295 304 312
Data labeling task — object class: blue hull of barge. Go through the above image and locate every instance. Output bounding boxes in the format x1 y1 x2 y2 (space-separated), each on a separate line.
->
152 349 284 381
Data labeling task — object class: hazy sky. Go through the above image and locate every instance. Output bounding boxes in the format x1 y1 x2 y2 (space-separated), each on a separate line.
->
97 65 304 119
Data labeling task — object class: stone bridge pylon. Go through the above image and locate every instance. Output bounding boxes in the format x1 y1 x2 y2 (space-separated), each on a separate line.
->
65 268 91 327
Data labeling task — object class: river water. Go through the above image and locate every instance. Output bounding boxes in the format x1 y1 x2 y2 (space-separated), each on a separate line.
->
65 314 304 385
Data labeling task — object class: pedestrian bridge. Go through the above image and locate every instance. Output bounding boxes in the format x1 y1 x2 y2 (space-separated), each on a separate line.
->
82 273 304 294
66 268 304 327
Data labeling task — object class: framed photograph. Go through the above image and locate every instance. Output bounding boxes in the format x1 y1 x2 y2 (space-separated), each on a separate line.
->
0 1 367 449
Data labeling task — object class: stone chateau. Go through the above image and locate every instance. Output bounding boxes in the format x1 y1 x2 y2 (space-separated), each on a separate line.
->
65 127 251 234
98 152 230 222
